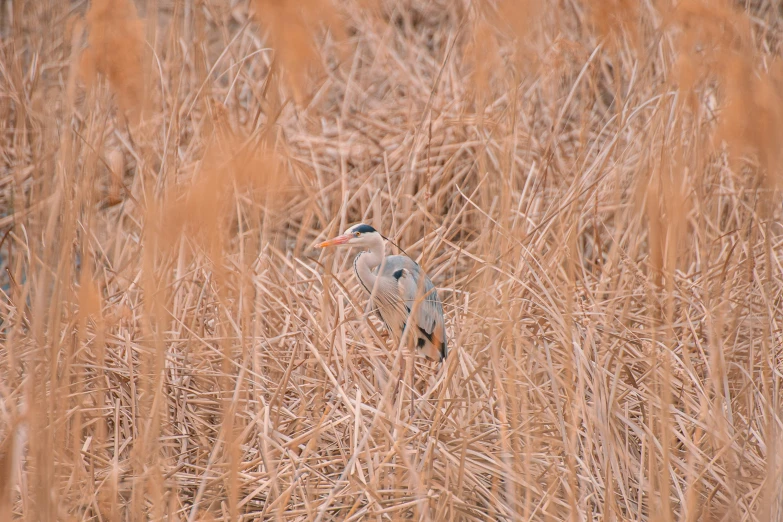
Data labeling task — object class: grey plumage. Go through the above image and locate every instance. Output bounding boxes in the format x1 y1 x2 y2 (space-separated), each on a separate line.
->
318 224 448 361
357 254 447 361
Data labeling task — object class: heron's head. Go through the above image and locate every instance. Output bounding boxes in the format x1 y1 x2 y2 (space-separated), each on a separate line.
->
317 223 381 249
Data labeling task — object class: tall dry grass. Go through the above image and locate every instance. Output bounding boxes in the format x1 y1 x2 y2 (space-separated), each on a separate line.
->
0 0 782 520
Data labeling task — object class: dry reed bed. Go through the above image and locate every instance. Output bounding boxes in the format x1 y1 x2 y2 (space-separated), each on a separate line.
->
0 0 782 520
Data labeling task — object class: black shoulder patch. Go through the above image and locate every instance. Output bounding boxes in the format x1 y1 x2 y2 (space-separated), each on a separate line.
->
392 268 404 280
418 326 433 343
353 224 376 234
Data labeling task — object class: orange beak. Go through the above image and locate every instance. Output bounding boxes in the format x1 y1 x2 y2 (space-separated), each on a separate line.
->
317 234 351 248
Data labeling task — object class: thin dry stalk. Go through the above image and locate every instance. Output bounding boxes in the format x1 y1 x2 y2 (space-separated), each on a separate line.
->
0 0 781 520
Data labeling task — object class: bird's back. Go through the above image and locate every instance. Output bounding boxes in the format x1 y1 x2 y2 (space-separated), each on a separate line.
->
366 255 448 360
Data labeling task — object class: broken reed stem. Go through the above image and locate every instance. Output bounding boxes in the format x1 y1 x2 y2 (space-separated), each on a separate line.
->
0 0 781 520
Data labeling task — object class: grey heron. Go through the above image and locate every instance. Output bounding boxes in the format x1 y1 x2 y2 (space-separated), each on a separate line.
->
318 223 448 361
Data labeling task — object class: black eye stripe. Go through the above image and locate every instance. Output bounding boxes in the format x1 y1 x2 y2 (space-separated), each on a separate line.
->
351 224 376 234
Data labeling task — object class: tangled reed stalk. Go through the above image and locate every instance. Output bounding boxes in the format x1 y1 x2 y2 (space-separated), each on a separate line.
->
0 0 782 520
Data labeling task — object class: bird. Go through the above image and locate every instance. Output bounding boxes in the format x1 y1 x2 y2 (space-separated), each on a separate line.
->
317 223 448 361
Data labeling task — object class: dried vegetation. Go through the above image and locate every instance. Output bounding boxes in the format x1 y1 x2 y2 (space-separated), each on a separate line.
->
0 0 782 520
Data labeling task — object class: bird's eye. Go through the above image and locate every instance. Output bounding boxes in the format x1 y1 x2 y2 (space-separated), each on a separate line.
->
354 232 361 237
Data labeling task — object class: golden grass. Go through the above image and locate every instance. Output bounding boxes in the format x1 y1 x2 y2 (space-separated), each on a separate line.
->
1 0 782 520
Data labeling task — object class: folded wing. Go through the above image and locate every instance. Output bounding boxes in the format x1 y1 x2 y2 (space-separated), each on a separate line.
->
372 256 447 361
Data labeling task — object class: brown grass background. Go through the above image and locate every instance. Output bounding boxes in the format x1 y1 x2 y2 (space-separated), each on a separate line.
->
1 0 782 520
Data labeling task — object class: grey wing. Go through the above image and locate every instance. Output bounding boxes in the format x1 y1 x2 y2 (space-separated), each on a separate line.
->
365 257 410 342
380 256 448 361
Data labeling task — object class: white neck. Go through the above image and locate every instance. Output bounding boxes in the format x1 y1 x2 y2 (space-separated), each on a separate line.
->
354 233 385 294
